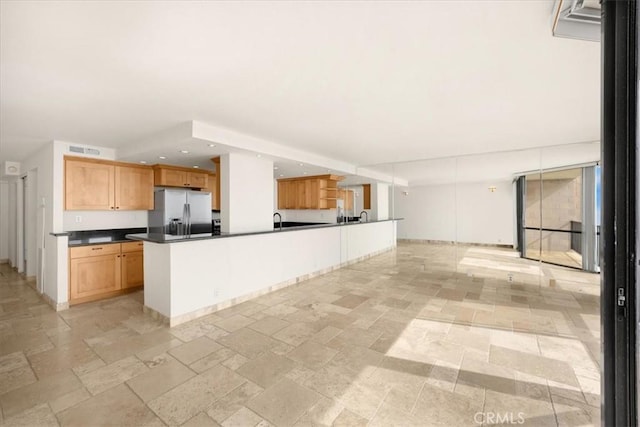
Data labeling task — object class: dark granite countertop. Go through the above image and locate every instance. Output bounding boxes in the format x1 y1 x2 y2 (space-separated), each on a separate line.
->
127 219 402 244
54 228 147 247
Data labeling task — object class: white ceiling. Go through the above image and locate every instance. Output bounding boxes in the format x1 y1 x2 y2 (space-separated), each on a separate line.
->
0 1 600 182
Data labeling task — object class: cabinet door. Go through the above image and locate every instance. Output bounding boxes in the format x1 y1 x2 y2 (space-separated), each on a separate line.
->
307 180 319 209
286 181 298 209
115 166 154 210
362 184 371 210
121 251 144 289
187 172 208 189
69 253 121 302
65 159 115 210
278 181 288 209
297 181 307 209
155 168 187 187
206 173 218 209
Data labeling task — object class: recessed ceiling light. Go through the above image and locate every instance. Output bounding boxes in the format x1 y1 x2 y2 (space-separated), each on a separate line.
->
274 166 279 170
193 166 199 169
208 144 216 148
180 150 189 154
303 172 308 175
139 160 147 164
327 169 331 172
159 156 167 160
299 163 304 167
279 174 284 177
256 154 262 158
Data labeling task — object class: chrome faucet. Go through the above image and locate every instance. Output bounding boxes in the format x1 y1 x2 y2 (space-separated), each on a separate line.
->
359 211 368 222
273 212 282 230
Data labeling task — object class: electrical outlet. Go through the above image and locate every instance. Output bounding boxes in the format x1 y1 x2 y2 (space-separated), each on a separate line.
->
507 273 514 283
75 215 82 223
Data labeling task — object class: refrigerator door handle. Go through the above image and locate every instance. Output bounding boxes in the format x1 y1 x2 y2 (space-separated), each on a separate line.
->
187 204 191 235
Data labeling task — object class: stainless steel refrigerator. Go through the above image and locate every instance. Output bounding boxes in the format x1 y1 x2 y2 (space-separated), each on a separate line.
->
148 189 212 235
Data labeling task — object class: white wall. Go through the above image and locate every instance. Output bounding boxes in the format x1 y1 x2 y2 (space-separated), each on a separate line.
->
371 183 389 221
221 152 273 233
395 180 514 245
62 211 147 231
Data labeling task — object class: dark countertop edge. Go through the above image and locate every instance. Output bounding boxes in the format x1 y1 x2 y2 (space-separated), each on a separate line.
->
127 218 403 244
67 238 139 247
50 232 71 237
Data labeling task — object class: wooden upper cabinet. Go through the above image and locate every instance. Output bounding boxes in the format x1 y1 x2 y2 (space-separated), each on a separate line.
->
206 172 219 210
115 165 154 210
362 184 371 210
65 157 153 211
153 165 208 189
187 172 208 189
155 168 186 187
277 175 343 210
65 158 116 210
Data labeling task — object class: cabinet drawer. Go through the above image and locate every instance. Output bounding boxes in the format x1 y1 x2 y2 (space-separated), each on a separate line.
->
69 243 121 259
121 241 144 253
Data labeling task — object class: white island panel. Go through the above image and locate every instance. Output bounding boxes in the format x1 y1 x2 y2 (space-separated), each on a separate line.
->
143 220 397 325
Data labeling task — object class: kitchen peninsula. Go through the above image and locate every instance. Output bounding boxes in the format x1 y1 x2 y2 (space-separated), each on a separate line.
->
128 219 398 326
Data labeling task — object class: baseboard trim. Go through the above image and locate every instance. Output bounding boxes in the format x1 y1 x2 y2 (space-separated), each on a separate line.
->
150 245 396 327
397 238 514 249
42 293 69 312
0 259 8 264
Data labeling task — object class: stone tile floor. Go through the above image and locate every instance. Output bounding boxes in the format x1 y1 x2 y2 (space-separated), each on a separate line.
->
0 242 600 426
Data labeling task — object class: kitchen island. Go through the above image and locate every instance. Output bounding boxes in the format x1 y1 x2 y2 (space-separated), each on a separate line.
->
127 219 399 326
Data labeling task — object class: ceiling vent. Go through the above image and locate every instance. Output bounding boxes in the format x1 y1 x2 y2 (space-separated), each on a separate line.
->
69 146 101 156
552 0 601 42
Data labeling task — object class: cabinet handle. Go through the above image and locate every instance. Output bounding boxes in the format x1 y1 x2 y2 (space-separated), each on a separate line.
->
115 207 120 210
122 254 126 257
110 206 114 210
91 247 102 251
117 255 120 258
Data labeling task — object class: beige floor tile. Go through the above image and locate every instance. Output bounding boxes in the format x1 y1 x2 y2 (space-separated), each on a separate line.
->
237 351 296 388
489 345 579 388
0 352 37 395
293 396 344 426
217 328 280 359
91 329 176 364
332 294 369 310
79 355 148 395
215 314 255 333
222 406 264 427
2 403 59 427
190 347 236 373
0 369 82 418
207 381 264 424
57 384 162 426
222 353 249 370
247 378 321 427
182 412 222 427
273 322 321 347
169 336 222 365
332 408 369 426
310 325 344 344
248 316 290 336
286 340 338 370
483 389 557 426
27 340 99 379
148 364 246 425
49 387 91 413
412 383 483 426
127 359 196 402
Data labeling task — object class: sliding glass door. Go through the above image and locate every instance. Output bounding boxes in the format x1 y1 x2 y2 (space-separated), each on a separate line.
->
520 165 599 271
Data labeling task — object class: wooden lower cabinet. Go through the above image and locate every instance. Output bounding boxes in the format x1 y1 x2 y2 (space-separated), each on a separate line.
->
121 242 144 289
69 254 121 301
69 242 144 305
